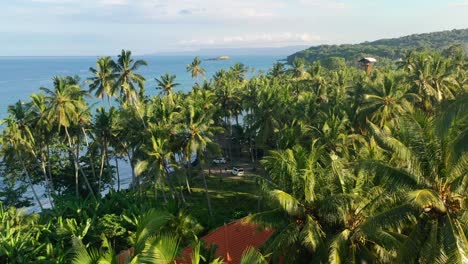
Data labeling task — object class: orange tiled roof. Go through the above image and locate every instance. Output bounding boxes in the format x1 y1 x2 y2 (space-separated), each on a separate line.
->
177 219 274 264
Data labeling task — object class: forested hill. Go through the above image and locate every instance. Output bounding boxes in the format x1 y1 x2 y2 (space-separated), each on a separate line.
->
287 28 468 64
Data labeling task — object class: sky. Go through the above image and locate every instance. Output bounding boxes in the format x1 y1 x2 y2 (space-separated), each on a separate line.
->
0 0 467 56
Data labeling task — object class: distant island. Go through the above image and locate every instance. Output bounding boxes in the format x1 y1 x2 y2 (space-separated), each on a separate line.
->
206 55 230 61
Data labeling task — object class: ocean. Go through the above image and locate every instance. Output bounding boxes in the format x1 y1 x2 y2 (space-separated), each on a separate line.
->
0 55 281 118
0 55 280 211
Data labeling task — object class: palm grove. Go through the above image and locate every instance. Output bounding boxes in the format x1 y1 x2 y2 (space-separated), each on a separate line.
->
0 47 467 263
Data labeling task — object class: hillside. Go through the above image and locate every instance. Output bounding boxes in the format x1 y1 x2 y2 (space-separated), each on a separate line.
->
287 28 468 64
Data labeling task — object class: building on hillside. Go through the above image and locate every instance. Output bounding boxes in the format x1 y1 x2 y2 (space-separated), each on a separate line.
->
358 57 377 75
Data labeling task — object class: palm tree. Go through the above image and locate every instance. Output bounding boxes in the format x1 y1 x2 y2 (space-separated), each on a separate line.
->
137 134 173 203
250 144 326 262
0 117 44 210
113 50 147 104
359 74 419 128
363 110 468 263
88 56 117 106
290 58 307 80
186 57 206 81
41 76 93 199
92 107 116 192
230 63 248 82
29 93 56 197
7 99 57 208
155 73 180 105
251 143 399 263
268 62 286 78
179 103 215 215
401 52 458 111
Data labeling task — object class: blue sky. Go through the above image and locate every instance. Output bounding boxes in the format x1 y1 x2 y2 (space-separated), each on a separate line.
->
1 0 467 56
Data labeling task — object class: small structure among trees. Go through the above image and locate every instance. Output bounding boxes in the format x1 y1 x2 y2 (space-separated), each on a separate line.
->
358 57 377 75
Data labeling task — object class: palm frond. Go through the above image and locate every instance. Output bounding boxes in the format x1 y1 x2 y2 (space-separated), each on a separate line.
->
300 215 325 252
269 189 304 217
328 229 350 264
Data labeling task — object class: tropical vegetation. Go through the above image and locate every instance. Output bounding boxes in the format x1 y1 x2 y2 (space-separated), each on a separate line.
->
0 44 467 263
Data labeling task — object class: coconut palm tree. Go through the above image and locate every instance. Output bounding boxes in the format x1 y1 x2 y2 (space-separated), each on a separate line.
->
88 56 118 106
251 142 400 263
137 134 173 203
41 76 91 199
29 93 56 197
186 57 206 81
0 117 44 210
155 73 180 105
363 110 468 263
359 74 419 128
290 58 307 80
6 99 57 208
268 62 286 78
113 50 147 104
92 107 116 192
178 103 215 215
230 63 248 82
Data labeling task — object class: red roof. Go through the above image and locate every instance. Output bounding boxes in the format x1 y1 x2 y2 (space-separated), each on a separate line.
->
177 219 274 264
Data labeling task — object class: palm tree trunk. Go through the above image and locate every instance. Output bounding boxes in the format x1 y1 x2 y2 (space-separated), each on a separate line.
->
40 157 54 209
170 164 186 204
199 161 213 216
228 115 233 162
65 127 80 199
154 174 158 201
98 147 106 192
81 128 97 181
77 146 96 199
32 147 55 209
115 156 120 191
126 152 136 190
186 160 192 194
46 144 55 192
105 146 112 191
20 159 44 211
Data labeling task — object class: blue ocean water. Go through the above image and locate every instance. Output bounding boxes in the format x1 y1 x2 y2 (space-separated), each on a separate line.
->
0 55 281 210
0 55 281 118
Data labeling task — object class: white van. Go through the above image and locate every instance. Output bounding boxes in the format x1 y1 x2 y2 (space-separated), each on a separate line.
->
231 167 244 176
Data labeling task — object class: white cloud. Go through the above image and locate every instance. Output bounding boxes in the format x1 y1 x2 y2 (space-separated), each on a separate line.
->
297 0 351 10
449 1 468 7
178 33 321 47
31 0 127 5
135 0 284 21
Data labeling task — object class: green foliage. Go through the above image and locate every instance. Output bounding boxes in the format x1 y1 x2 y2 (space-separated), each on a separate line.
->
288 28 467 64
0 44 467 263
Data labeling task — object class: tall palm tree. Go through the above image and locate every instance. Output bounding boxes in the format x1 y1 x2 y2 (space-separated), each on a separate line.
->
363 110 467 263
290 58 307 80
92 107 116 192
358 74 419 128
251 143 399 263
186 57 206 81
8 99 57 208
88 56 117 106
155 73 180 105
41 76 92 199
179 103 215 215
402 52 457 111
137 134 173 203
268 62 286 78
230 63 248 82
113 50 147 104
0 117 44 210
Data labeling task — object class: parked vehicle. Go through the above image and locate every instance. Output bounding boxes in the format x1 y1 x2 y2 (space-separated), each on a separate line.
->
231 167 244 176
213 157 227 164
